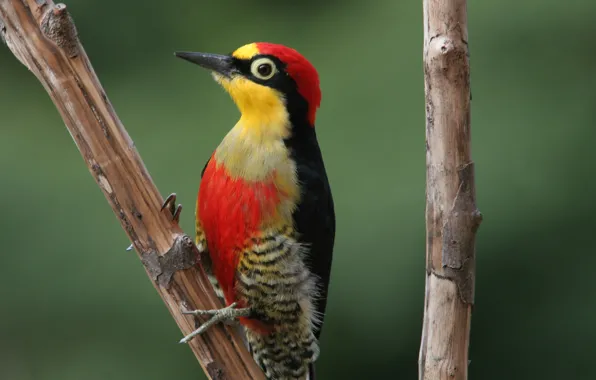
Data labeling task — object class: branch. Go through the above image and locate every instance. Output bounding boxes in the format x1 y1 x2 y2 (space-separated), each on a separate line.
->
419 0 482 379
0 1 264 379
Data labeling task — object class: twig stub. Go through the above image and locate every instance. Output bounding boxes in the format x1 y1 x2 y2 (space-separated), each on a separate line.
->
141 235 198 288
40 3 78 58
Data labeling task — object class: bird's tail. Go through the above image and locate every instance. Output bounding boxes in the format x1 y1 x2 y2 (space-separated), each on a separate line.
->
307 363 316 380
247 328 319 380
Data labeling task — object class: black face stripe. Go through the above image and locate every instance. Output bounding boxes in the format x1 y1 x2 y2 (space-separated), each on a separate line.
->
232 54 288 84
229 54 312 127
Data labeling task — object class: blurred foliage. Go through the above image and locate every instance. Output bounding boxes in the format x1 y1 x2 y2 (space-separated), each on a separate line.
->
1 0 595 379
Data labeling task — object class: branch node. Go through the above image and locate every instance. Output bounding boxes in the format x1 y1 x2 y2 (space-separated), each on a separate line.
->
206 362 226 380
440 162 481 305
426 35 469 78
40 3 79 58
141 235 198 289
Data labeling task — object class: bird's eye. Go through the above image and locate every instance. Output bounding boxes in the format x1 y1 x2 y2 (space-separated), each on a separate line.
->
258 64 272 76
251 58 277 80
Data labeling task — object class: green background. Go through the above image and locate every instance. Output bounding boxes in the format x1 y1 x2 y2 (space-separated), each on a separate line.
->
1 0 594 379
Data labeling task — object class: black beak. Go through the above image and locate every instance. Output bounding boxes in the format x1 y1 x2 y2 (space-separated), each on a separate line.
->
174 51 235 78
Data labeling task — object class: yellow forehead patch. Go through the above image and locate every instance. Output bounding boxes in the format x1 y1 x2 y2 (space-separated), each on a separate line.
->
232 43 259 60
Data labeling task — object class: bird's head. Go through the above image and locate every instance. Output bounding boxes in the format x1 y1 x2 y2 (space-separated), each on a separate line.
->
175 42 321 134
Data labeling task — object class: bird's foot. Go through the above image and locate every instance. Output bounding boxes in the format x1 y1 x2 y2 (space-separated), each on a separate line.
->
179 302 251 343
124 192 183 251
161 192 183 224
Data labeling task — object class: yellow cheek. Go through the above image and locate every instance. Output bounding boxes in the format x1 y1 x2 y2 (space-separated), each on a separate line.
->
218 76 289 138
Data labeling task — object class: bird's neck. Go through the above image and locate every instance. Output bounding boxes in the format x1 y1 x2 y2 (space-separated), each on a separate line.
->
214 115 294 182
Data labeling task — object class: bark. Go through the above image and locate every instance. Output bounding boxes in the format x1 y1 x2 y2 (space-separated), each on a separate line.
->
0 1 264 379
419 0 482 379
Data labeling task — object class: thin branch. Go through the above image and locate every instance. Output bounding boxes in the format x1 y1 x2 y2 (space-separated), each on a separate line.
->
419 0 482 379
0 1 264 379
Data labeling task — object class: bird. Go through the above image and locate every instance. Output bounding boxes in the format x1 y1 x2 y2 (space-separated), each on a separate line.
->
163 42 335 380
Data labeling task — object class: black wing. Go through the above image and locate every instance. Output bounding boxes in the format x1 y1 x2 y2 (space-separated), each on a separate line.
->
286 128 336 340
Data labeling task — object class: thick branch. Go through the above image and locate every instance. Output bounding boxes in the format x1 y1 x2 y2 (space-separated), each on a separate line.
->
0 1 264 379
419 0 482 379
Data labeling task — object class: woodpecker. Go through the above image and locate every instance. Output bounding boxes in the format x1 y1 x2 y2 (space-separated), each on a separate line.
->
163 42 335 380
